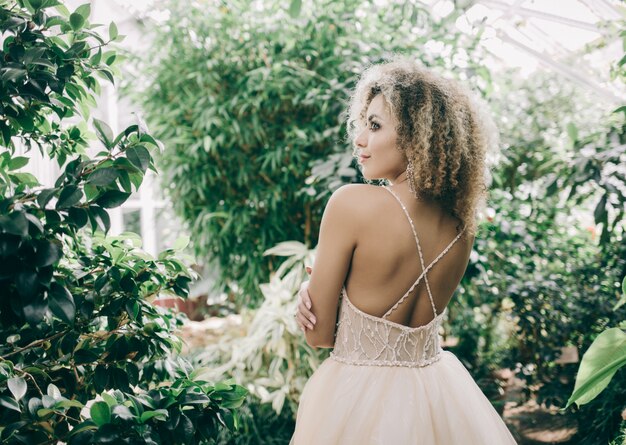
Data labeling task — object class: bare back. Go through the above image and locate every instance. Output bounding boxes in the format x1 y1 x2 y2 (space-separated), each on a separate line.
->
343 184 474 328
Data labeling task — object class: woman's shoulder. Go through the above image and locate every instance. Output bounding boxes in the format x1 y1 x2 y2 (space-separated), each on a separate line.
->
327 184 388 213
330 183 387 201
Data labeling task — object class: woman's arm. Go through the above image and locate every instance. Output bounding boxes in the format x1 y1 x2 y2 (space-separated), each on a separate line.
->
302 185 360 348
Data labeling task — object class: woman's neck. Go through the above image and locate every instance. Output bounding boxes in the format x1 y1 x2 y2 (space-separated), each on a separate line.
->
388 169 408 186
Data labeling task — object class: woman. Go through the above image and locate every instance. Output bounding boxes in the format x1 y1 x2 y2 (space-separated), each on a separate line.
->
290 56 517 444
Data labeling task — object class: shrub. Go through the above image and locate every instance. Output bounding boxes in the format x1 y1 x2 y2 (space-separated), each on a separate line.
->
191 241 328 418
0 1 245 443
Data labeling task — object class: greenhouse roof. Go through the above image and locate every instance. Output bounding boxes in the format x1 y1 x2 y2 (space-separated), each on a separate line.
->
433 0 625 102
111 0 625 102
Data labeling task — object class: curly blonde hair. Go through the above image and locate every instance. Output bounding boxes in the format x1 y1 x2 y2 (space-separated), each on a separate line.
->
346 55 499 237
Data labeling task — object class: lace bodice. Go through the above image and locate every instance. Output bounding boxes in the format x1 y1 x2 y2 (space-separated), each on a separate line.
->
329 185 465 368
330 288 447 367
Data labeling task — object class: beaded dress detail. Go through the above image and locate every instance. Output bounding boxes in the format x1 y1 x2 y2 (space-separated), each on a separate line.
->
290 185 517 445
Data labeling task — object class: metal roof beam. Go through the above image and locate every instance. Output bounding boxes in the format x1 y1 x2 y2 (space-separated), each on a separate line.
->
481 0 602 32
495 29 624 103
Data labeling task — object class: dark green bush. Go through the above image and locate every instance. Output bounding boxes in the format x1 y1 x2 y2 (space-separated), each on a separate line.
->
0 1 246 443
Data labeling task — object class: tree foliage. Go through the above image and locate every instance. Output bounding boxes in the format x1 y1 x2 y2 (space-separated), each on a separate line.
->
0 1 245 443
130 0 488 308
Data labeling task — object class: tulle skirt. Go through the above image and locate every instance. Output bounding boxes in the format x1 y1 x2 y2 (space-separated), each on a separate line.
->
290 350 517 445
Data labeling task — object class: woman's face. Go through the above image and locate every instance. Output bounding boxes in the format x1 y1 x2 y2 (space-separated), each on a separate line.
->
354 94 406 181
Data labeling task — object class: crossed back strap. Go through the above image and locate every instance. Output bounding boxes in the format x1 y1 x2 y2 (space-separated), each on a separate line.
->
381 185 465 319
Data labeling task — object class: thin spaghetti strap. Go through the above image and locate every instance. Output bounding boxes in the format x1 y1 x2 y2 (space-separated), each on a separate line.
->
381 185 465 320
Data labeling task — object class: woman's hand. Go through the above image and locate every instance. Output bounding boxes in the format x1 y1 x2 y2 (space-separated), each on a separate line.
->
296 266 317 332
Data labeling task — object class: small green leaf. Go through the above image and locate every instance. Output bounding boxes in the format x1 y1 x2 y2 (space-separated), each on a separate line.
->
55 399 84 409
69 12 84 30
56 185 83 209
1 211 29 236
593 193 607 224
75 3 91 19
109 21 118 40
37 188 58 208
140 409 168 423
28 398 42 417
126 146 150 173
288 0 302 18
94 365 108 392
8 377 27 401
67 207 89 228
8 157 29 171
566 122 578 142
88 205 111 233
93 118 114 148
87 167 118 186
73 348 99 364
47 383 62 400
34 239 63 267
95 190 131 208
68 421 98 436
173 235 190 251
0 68 27 83
49 283 75 325
90 401 111 426
0 395 21 412
92 48 102 65
37 408 55 419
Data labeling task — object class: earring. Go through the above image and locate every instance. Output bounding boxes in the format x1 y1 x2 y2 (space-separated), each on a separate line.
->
406 157 417 195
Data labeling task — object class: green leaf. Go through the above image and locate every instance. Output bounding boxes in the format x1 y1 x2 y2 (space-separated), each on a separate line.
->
88 205 111 233
37 188 58 209
74 348 99 364
92 48 102 65
90 401 111 426
140 409 168 423
49 282 76 325
109 22 118 40
75 3 91 19
173 235 190 251
126 146 150 173
101 393 117 407
10 172 39 187
8 377 27 401
37 408 55 419
0 395 21 412
69 12 84 30
56 185 83 209
34 239 63 267
565 328 626 409
95 190 131 208
8 157 29 171
87 167 118 186
47 383 62 400
0 68 27 83
28 398 43 417
566 122 578 142
288 0 302 18
94 365 108 392
55 399 84 409
68 420 98 437
1 211 29 236
67 207 89 228
93 118 114 148
593 193 607 224
98 68 115 84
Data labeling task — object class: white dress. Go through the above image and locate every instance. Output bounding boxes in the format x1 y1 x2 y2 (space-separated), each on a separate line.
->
290 186 517 444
